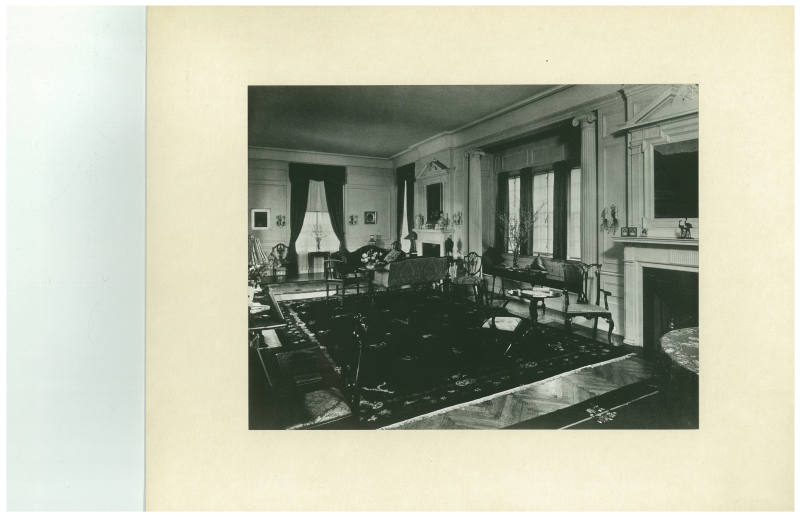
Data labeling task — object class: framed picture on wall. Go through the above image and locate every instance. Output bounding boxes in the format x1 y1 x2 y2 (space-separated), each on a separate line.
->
364 211 377 224
251 208 270 229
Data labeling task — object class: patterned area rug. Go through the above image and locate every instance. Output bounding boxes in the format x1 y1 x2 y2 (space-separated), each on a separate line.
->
276 291 631 429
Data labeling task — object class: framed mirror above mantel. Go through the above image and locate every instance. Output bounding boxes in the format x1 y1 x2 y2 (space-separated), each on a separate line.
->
414 159 452 228
620 85 699 239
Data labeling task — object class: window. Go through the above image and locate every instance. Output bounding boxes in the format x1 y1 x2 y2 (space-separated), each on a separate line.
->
531 171 554 254
296 181 340 272
503 167 581 258
400 182 410 252
567 167 581 259
506 176 520 253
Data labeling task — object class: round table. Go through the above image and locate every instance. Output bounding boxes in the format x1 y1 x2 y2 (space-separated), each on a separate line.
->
658 327 699 427
507 288 562 326
659 327 699 374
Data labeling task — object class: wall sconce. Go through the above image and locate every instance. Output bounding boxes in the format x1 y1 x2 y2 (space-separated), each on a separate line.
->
348 215 358 225
275 215 286 227
452 211 463 226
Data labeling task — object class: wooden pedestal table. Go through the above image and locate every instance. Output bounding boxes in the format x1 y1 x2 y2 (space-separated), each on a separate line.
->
507 288 562 326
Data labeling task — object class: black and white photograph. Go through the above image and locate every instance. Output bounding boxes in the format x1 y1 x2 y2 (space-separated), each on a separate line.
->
247 84 699 430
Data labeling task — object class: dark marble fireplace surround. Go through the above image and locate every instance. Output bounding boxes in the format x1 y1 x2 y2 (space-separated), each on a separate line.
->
642 267 698 357
422 242 440 257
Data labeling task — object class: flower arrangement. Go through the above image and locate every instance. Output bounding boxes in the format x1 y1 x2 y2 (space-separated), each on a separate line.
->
361 249 382 267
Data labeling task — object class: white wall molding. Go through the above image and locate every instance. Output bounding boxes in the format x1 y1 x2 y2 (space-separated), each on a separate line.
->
249 146 393 170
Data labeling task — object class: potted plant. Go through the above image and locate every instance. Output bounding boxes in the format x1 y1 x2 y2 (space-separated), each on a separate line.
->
497 206 539 267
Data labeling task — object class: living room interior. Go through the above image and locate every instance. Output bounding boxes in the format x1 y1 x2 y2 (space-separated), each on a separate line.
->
247 84 699 430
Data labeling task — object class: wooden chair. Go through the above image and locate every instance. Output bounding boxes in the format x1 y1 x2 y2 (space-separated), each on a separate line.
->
270 243 291 277
562 262 615 344
324 258 361 304
451 251 487 305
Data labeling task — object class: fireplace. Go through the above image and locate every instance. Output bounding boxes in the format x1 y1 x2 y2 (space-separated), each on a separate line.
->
422 243 440 257
617 236 699 346
642 268 698 358
413 228 453 257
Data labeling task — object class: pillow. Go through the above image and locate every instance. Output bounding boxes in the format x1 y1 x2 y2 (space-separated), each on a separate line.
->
383 249 405 263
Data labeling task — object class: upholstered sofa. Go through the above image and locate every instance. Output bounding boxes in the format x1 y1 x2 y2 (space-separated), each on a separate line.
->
371 256 449 290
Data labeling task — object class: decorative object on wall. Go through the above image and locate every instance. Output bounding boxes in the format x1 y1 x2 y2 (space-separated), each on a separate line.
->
452 211 463 226
678 218 693 239
251 208 271 230
364 211 377 224
275 215 286 227
348 214 358 225
599 204 619 235
497 206 539 267
416 214 425 229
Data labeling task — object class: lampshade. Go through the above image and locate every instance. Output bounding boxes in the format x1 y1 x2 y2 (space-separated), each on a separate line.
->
404 231 418 240
531 254 546 271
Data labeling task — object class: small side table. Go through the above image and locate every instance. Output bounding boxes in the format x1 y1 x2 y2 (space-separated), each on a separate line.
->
507 288 562 326
307 251 331 274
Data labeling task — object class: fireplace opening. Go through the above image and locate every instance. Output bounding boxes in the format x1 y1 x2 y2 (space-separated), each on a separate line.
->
422 243 440 257
642 268 699 358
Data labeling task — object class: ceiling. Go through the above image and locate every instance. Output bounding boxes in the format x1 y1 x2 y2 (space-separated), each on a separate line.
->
248 85 557 158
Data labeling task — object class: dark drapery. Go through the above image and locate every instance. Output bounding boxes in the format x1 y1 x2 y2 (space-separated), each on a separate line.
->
495 171 509 252
396 163 415 251
519 167 533 255
287 163 346 275
552 160 571 260
323 181 347 252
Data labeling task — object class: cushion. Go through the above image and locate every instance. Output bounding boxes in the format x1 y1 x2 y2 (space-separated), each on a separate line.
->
383 249 404 263
481 316 524 332
565 302 610 314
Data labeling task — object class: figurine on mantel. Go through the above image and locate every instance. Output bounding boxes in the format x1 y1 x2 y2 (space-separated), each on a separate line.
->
678 218 693 239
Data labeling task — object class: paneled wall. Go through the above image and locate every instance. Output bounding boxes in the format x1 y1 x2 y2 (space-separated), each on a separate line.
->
345 166 393 248
248 148 394 271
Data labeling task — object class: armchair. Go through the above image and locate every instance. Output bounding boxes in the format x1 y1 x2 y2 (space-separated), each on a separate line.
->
270 243 291 278
324 258 362 304
562 262 615 344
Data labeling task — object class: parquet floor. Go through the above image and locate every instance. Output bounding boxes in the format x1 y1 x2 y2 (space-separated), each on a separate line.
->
384 355 654 429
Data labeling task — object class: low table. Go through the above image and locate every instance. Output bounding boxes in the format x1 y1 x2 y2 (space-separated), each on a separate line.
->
506 288 562 326
307 251 331 274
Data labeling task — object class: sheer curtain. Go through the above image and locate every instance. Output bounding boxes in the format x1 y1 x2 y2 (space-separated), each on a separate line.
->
296 180 340 272
399 182 410 252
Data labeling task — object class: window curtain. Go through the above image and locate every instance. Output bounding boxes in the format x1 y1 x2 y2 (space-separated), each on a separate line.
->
396 163 415 250
552 160 571 259
287 163 346 276
495 171 509 252
519 167 533 255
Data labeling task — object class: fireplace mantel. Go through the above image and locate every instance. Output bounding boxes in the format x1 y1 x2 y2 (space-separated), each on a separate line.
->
616 237 698 346
414 228 454 257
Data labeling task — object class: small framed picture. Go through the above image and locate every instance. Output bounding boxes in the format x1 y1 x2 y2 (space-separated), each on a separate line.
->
251 209 270 229
364 211 377 224
620 226 629 237
628 227 638 237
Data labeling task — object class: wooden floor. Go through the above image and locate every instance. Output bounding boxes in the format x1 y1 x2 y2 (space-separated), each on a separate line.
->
384 355 653 429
